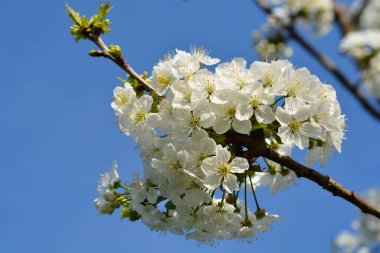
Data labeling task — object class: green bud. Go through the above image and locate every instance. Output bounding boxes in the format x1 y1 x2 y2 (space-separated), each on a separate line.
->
88 49 104 57
241 219 252 228
225 193 235 205
120 206 131 219
255 208 266 220
128 210 141 222
280 166 290 176
109 44 122 58
165 201 176 210
268 163 277 175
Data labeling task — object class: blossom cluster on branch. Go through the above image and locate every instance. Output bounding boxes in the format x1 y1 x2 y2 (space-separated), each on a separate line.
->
339 0 380 99
333 189 380 253
94 48 346 242
253 0 333 59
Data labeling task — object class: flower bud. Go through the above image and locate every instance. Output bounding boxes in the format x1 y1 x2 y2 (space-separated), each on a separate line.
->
109 44 122 58
255 208 266 220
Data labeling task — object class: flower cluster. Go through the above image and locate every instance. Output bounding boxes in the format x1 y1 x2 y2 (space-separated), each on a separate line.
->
333 189 380 253
355 0 380 30
94 48 345 242
339 0 380 99
253 15 293 60
267 0 334 35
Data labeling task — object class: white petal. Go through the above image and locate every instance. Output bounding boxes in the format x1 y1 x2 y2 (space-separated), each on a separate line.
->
200 112 216 128
147 187 158 204
201 157 218 174
146 113 161 128
255 105 275 124
216 145 231 163
278 126 292 145
139 95 153 111
213 117 231 134
236 103 253 121
232 119 252 134
276 107 292 125
223 174 239 193
230 157 249 173
301 122 320 137
204 173 222 190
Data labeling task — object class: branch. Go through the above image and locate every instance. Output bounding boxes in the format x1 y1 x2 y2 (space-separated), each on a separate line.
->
225 130 380 218
351 0 370 28
262 148 380 219
88 35 155 93
253 0 380 121
334 3 354 35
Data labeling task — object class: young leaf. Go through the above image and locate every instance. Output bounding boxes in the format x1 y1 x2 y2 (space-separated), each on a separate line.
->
65 3 82 26
98 1 111 21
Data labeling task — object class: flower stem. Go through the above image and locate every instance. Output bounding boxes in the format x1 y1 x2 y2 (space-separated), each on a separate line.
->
244 175 248 220
249 175 261 210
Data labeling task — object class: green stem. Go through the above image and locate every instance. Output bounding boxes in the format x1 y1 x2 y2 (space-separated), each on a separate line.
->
263 158 271 168
221 190 226 206
234 181 242 207
244 175 248 220
249 175 261 210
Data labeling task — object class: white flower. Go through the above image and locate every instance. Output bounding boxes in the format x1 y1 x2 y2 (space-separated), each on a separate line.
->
94 188 116 215
340 30 380 59
111 83 136 114
94 196 114 215
99 161 119 188
101 48 346 242
119 95 160 135
201 145 249 193
276 97 320 149
211 90 252 134
190 46 220 65
271 0 334 34
216 58 255 90
150 60 178 96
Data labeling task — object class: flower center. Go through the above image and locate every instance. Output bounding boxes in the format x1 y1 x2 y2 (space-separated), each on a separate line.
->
262 73 272 87
226 107 236 117
169 160 182 171
288 119 301 132
183 90 192 102
287 82 299 97
313 112 328 123
205 79 215 94
218 163 230 177
157 74 171 87
190 115 201 128
250 95 261 108
134 111 147 125
114 92 130 105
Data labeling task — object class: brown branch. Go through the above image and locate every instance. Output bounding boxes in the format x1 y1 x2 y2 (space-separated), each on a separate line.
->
88 35 155 93
262 148 380 219
351 0 370 28
334 3 354 35
253 0 380 121
224 129 380 218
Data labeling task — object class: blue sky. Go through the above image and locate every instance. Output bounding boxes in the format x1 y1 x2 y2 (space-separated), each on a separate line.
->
0 0 379 252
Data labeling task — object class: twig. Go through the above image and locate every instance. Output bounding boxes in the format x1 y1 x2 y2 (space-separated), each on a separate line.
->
253 0 380 121
334 3 354 35
351 0 370 27
225 129 380 219
263 148 380 219
88 35 155 93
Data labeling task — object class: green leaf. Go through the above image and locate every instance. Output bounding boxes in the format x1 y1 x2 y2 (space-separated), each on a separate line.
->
128 75 139 88
98 1 111 21
65 3 82 26
116 76 127 84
